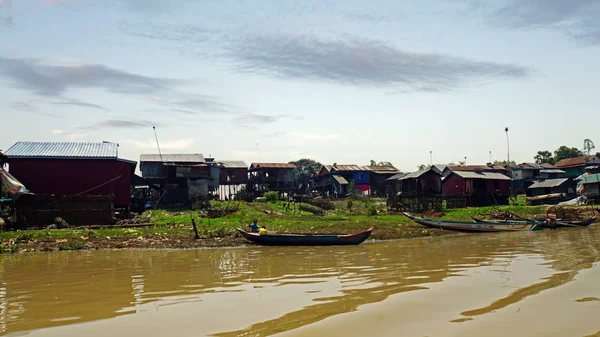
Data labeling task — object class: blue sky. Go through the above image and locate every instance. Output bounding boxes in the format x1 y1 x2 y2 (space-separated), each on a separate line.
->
1 0 599 171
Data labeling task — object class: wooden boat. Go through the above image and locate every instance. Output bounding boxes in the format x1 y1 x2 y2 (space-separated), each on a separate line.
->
472 217 596 229
402 212 541 232
236 227 373 246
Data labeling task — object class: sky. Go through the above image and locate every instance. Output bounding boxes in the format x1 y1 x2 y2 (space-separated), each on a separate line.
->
0 0 599 172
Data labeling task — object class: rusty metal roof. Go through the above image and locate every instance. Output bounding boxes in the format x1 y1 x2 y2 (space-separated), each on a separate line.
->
217 160 247 168
555 155 597 168
365 165 399 173
250 163 296 169
141 154 205 163
528 178 569 189
6 141 119 159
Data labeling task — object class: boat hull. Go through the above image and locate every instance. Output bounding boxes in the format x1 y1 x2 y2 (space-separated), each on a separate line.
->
403 213 540 232
237 228 373 246
472 217 597 229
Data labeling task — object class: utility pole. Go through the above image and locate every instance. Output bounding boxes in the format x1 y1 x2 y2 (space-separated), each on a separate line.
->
429 151 432 166
489 151 492 163
505 127 510 164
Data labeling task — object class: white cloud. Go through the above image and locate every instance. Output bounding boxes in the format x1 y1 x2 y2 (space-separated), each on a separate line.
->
288 132 339 140
52 129 86 139
126 138 194 150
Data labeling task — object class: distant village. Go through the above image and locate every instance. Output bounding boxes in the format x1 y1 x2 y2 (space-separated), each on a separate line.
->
1 140 600 228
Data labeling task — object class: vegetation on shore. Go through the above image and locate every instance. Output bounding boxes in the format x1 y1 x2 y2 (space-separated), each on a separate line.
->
0 198 570 254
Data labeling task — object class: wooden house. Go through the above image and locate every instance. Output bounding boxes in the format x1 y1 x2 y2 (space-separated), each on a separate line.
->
387 169 442 196
576 173 600 201
527 178 573 197
140 153 208 206
314 164 373 196
555 154 600 178
216 160 248 200
248 163 296 194
442 170 511 206
365 166 399 197
507 163 564 193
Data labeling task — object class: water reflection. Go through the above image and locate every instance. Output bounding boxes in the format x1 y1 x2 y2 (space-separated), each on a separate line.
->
0 226 599 337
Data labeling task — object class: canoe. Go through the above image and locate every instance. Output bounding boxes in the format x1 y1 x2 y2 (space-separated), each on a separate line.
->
402 212 541 232
236 227 373 246
472 217 596 229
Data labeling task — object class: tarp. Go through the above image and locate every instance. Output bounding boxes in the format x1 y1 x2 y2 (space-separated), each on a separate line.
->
0 168 28 196
558 196 588 206
355 184 370 192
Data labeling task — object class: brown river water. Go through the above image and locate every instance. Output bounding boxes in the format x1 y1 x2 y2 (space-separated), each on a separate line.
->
2 227 600 337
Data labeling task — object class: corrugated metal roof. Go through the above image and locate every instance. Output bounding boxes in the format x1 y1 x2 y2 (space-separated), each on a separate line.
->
332 175 349 185
388 172 408 180
399 170 429 180
528 178 569 189
331 164 368 171
452 171 511 180
448 165 507 172
217 160 247 168
250 163 296 169
365 165 399 173
577 173 600 184
539 169 565 174
555 155 597 168
5 141 118 159
140 154 205 163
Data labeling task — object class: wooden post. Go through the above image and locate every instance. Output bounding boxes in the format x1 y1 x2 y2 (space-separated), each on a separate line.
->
191 218 200 240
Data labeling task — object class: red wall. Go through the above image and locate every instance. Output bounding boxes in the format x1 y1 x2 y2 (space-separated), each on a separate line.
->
8 158 134 206
442 174 466 196
442 174 511 196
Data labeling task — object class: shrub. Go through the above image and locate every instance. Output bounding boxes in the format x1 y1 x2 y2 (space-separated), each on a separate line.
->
235 187 253 202
304 198 335 210
264 191 280 203
298 203 325 216
366 204 377 216
347 199 354 212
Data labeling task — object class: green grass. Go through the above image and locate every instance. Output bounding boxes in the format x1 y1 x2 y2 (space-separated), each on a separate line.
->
0 200 554 251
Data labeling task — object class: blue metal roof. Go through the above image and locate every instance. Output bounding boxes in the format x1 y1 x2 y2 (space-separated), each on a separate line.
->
5 141 119 159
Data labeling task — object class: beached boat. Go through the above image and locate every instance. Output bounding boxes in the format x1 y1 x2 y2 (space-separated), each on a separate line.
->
472 217 596 229
236 227 373 246
402 212 540 232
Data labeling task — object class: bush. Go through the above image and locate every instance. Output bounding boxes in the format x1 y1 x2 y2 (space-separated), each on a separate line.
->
304 198 335 210
264 191 280 203
298 203 325 216
347 199 354 212
366 204 377 216
235 187 253 202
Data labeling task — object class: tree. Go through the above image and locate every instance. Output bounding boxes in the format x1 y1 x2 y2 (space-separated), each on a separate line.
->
417 164 431 171
534 150 554 164
493 160 516 165
584 139 595 155
369 160 394 167
288 158 323 193
554 146 583 164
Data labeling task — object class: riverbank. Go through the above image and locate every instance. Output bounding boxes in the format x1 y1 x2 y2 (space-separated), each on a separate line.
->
0 200 578 254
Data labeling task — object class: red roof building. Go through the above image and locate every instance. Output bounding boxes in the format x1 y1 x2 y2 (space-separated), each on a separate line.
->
5 141 136 207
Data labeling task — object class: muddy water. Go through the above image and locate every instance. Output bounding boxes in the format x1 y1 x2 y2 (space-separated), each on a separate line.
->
2 227 600 337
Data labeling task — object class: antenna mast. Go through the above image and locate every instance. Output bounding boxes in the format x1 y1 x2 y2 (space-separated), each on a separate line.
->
153 126 163 162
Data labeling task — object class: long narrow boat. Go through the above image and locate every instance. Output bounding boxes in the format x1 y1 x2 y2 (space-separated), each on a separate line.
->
236 227 373 246
402 212 541 232
472 217 596 228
